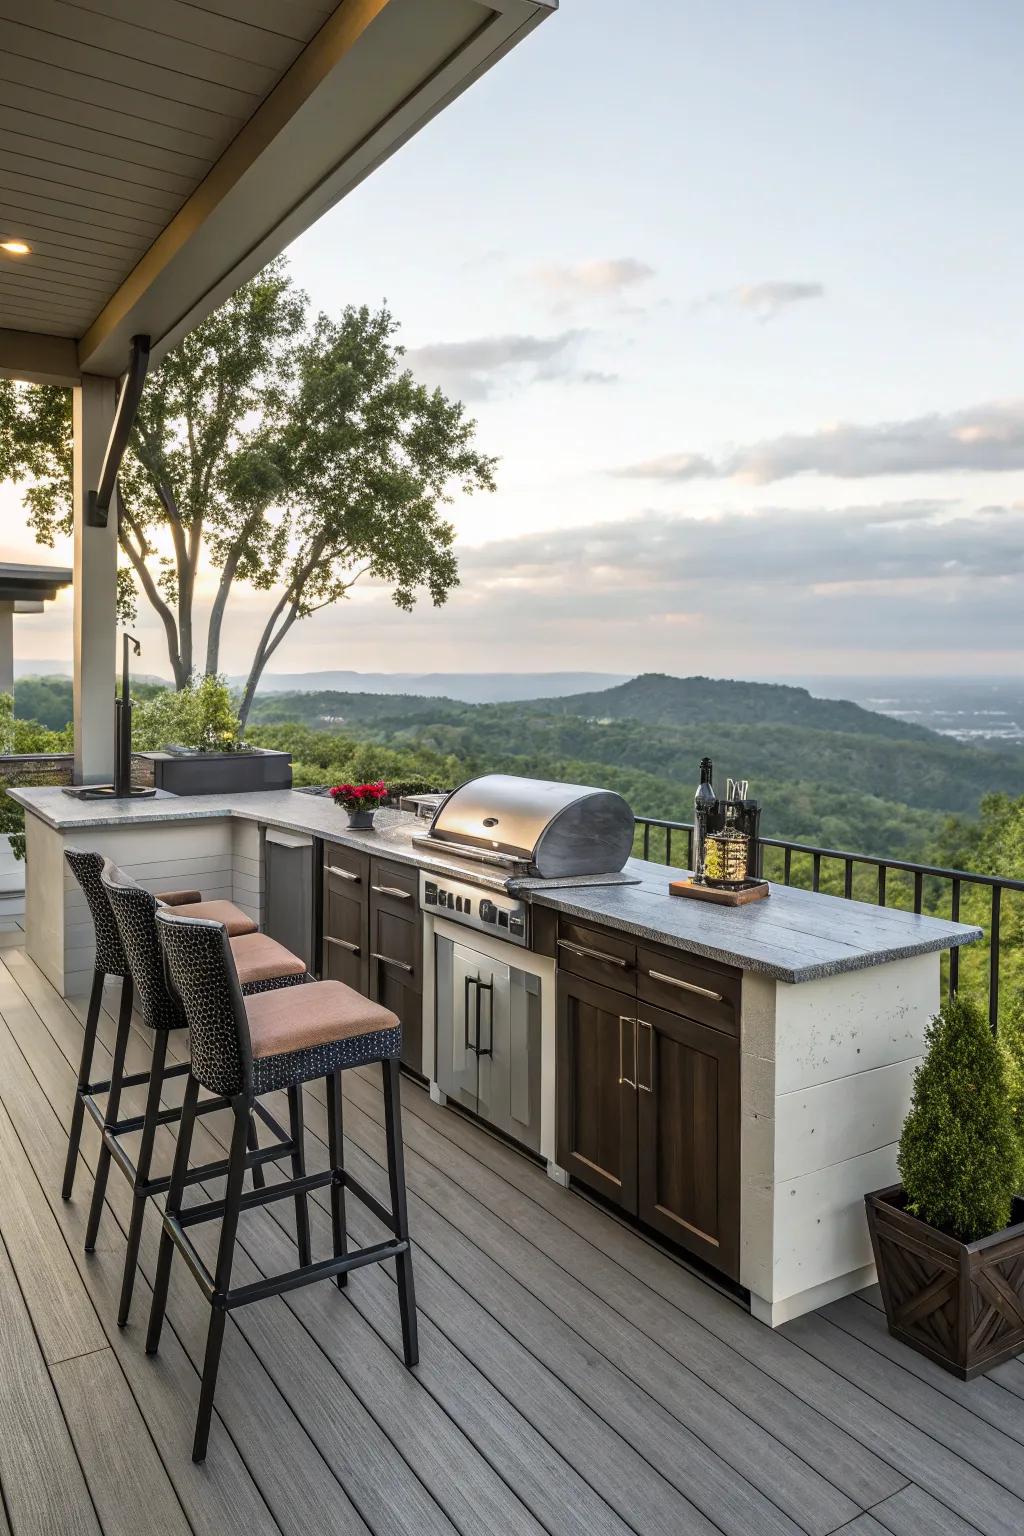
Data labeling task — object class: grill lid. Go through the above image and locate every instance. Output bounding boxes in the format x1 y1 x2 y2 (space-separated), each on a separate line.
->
428 773 634 878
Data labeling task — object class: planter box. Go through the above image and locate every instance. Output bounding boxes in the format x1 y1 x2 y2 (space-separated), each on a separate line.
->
133 748 291 797
866 1184 1024 1379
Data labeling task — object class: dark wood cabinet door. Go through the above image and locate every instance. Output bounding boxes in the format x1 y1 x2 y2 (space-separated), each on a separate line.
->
636 1001 739 1278
322 843 369 995
368 858 423 1074
556 972 637 1213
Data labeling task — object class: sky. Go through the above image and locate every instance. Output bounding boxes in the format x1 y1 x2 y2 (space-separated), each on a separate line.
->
3 0 1024 683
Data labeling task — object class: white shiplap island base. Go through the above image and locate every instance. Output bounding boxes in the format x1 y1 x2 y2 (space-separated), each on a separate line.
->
739 955 939 1325
12 785 981 1327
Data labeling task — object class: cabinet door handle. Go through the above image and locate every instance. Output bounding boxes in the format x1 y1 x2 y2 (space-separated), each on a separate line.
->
371 951 413 973
371 884 413 901
618 1015 637 1088
326 865 360 883
324 936 360 954
637 1019 653 1093
646 969 722 1002
558 939 629 969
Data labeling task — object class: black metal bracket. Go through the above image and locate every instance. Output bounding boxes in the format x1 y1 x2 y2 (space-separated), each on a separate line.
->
86 333 151 528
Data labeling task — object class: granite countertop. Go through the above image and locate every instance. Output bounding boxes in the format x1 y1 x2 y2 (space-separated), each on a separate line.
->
13 786 982 983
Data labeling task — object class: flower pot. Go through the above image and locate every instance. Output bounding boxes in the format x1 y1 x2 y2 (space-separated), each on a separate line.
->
344 808 376 830
865 1184 1024 1379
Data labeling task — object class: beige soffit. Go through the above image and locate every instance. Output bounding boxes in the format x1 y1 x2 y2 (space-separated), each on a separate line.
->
0 0 555 383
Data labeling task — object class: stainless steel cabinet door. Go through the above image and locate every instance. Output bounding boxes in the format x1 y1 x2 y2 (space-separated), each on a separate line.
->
435 937 481 1112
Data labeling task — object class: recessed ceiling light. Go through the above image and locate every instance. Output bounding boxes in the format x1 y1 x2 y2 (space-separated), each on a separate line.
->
1 240 30 256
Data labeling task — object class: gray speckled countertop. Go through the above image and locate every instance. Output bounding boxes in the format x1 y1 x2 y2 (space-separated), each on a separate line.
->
13 786 981 983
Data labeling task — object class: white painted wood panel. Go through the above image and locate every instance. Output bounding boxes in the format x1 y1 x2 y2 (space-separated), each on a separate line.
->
773 954 939 1094
774 1057 919 1182
770 1143 898 1303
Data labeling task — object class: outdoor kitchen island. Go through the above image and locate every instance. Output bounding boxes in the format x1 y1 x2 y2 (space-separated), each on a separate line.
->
12 785 981 1327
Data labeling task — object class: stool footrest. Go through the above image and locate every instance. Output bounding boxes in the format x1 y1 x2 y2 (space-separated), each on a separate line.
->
221 1239 409 1311
179 1165 331 1228
340 1170 398 1234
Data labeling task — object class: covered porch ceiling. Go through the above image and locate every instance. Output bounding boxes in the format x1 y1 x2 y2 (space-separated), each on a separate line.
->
0 0 555 386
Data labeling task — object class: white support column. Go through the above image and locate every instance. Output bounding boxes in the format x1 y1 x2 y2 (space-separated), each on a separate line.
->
72 375 117 784
0 603 13 696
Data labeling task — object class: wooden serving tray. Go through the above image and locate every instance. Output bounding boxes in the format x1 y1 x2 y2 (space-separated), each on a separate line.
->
669 878 770 906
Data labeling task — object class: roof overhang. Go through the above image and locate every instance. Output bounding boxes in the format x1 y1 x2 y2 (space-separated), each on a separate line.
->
0 0 555 385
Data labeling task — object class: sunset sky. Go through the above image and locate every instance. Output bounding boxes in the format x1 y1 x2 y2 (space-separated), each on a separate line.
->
2 0 1023 683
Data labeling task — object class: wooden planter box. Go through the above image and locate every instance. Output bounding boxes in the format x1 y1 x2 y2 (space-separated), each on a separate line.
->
865 1184 1024 1379
133 748 291 797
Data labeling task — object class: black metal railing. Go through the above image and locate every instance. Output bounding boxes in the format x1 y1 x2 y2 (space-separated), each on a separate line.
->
634 816 1024 1030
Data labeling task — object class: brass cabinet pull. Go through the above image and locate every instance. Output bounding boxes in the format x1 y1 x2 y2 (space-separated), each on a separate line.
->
326 865 359 883
371 951 413 972
618 1015 637 1088
558 939 629 968
324 936 359 954
646 968 722 1002
371 884 413 901
637 1019 653 1093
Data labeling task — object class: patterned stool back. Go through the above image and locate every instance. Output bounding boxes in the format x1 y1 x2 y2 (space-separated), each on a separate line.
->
101 860 185 1032
64 847 130 978
156 909 252 1098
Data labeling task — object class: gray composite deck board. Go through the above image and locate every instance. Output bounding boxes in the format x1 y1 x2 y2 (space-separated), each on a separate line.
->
0 946 1022 1536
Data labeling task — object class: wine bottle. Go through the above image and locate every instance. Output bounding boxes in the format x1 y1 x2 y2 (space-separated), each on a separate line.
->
693 757 716 883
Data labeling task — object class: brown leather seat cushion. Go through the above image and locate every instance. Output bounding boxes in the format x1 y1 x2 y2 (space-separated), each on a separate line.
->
156 888 203 907
230 932 306 986
166 899 257 937
245 980 399 1060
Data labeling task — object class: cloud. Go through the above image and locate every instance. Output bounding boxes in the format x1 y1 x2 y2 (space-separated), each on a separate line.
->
262 501 1024 669
405 329 615 399
533 257 655 298
615 400 1024 484
696 280 824 323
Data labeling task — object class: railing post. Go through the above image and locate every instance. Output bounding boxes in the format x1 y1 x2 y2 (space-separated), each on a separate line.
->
990 885 1001 1034
949 880 960 998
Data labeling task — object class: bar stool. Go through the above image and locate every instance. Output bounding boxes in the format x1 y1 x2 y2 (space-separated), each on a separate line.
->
62 852 260 1203
148 907 418 1463
91 860 309 1327
63 848 135 1201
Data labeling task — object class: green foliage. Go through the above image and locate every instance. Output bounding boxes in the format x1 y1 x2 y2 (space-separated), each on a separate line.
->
898 993 1022 1242
0 692 73 858
130 675 241 754
998 992 1024 1154
13 675 73 731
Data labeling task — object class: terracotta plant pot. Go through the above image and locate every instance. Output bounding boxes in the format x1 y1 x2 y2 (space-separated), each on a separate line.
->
345 808 376 830
865 1184 1024 1379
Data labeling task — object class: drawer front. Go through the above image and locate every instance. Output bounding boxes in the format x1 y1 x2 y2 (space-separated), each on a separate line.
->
636 946 739 1036
556 919 637 991
323 842 369 890
368 855 418 914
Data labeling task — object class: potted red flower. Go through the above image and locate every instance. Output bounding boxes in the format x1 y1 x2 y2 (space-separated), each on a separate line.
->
328 780 389 830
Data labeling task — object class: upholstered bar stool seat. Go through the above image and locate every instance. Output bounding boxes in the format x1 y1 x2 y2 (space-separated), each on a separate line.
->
230 933 307 989
158 892 256 937
245 982 400 1092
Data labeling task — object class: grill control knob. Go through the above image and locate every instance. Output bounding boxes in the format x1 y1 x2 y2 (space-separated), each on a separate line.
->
479 899 497 924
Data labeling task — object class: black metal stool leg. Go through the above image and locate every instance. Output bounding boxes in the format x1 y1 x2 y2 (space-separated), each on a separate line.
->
193 1101 249 1464
84 978 134 1252
146 1074 199 1358
286 1083 312 1267
382 1057 418 1368
62 969 106 1200
246 1113 265 1190
118 1028 169 1326
326 1070 348 1287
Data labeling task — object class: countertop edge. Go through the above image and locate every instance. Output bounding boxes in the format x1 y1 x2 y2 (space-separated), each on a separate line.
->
14 787 984 984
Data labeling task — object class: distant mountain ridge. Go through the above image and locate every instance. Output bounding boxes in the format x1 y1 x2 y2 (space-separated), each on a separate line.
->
531 673 938 741
247 670 631 703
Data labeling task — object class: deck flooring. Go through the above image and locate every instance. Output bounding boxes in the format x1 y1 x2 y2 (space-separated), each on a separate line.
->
0 934 1020 1536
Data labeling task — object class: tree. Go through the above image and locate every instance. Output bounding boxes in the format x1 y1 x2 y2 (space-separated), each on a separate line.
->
0 260 496 724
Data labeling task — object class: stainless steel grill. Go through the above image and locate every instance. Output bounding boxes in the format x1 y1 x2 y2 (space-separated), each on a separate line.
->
413 773 635 880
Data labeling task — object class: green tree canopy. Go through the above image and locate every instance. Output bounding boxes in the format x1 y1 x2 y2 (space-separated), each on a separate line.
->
0 260 496 724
